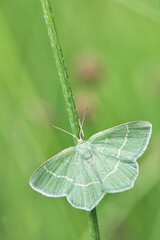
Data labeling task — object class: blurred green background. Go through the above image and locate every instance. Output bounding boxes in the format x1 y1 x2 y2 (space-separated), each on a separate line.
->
0 0 160 239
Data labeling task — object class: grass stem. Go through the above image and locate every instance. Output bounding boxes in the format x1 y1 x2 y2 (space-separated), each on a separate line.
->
40 1 101 239
88 208 101 240
41 0 79 138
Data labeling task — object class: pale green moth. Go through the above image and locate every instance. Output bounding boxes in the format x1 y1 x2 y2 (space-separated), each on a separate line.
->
30 121 152 211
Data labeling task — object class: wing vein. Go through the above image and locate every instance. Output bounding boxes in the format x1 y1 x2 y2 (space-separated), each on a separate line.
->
102 124 129 182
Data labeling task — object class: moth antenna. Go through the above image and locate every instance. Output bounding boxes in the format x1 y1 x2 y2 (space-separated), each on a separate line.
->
79 107 88 139
79 119 84 139
49 124 79 141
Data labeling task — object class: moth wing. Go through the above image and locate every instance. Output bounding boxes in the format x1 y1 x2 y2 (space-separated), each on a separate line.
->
66 151 104 211
88 121 152 192
29 147 78 197
30 145 104 211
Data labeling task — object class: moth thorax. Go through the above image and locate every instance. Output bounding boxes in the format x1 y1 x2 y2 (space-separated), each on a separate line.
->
82 150 92 160
78 142 93 160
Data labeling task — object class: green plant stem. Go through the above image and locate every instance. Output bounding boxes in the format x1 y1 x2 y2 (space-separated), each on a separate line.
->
88 208 101 240
41 0 79 138
40 0 100 239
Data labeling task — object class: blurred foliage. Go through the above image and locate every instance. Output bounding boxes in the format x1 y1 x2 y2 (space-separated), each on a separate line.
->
0 0 160 239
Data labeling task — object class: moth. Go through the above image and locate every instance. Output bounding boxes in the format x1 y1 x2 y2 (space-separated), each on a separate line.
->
30 121 152 211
